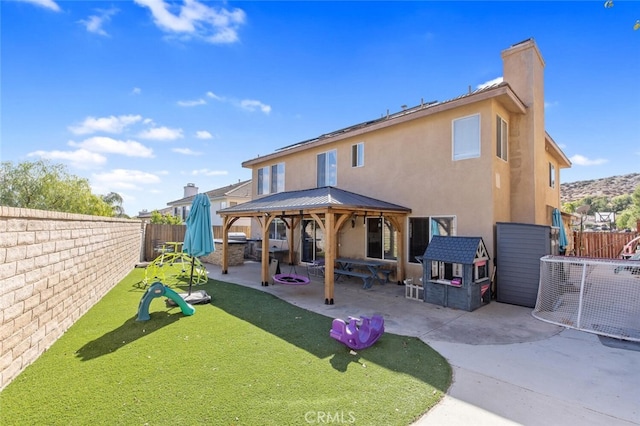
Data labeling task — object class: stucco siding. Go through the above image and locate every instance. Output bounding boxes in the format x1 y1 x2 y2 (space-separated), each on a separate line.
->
243 40 569 281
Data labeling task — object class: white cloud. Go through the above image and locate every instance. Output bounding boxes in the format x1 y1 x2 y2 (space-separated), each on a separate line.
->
132 87 142 95
78 7 118 36
477 77 503 90
190 168 228 176
206 91 224 101
134 0 246 44
177 98 206 107
27 149 107 169
92 169 162 191
137 126 184 140
195 130 213 139
69 114 142 135
172 147 201 155
569 154 608 166
240 99 271 114
68 136 154 158
545 101 559 109
16 0 60 12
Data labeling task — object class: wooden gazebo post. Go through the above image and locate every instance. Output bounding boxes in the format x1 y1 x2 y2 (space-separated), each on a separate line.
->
260 214 274 286
221 216 229 274
324 211 335 304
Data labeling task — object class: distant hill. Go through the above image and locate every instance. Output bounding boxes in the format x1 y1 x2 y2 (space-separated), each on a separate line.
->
561 173 640 204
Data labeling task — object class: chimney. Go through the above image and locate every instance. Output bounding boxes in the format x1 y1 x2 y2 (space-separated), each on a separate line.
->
501 39 547 224
184 183 198 198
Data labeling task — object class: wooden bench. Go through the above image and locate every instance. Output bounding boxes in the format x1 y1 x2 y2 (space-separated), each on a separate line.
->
334 269 372 289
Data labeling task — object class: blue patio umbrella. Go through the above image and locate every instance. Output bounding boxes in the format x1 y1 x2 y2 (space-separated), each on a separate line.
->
552 208 568 254
183 193 214 295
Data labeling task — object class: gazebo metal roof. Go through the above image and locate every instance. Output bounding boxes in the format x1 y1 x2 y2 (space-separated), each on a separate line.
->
218 186 410 216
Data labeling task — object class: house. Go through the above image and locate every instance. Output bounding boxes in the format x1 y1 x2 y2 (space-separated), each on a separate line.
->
219 39 571 304
136 207 172 221
168 180 252 227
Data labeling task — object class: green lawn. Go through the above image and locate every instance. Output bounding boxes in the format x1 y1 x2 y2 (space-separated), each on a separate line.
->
0 269 451 425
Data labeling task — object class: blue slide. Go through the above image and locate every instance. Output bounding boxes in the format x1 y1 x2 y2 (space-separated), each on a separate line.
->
137 282 195 321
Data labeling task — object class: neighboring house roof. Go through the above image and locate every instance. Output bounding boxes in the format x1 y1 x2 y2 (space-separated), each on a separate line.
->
421 236 488 264
167 180 251 207
137 207 171 218
205 179 252 200
218 186 411 216
243 82 527 167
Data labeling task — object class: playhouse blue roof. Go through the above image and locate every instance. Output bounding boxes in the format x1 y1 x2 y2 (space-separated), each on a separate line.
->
422 236 488 264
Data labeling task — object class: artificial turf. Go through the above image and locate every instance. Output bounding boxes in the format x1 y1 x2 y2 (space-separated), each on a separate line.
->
0 268 451 425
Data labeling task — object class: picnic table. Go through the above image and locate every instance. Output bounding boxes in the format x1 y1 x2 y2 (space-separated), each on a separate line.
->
334 257 391 289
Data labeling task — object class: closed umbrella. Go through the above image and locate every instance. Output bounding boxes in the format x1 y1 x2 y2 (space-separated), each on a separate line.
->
552 208 568 254
182 193 214 302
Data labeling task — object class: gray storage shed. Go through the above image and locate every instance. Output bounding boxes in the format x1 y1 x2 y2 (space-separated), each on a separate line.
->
496 222 559 308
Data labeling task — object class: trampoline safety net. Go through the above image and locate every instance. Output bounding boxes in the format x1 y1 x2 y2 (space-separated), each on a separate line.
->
533 255 640 342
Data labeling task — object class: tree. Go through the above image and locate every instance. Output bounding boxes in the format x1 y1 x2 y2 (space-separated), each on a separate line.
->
579 195 610 216
562 201 579 214
0 160 117 217
150 210 183 225
615 185 640 230
102 192 127 218
610 194 632 212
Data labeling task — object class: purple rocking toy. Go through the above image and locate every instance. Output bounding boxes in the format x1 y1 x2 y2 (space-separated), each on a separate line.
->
329 315 385 350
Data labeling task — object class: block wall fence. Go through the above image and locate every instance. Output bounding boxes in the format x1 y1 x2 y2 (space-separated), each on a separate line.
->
0 207 143 391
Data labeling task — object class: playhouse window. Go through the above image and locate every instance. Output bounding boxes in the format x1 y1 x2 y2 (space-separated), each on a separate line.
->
433 261 462 281
475 260 489 281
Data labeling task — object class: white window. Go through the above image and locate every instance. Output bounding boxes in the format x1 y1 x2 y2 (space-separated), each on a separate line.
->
366 218 397 260
496 115 508 161
317 149 337 187
452 114 481 161
549 163 556 188
269 218 287 240
257 166 269 195
270 163 285 193
258 163 285 195
409 216 456 263
351 142 364 167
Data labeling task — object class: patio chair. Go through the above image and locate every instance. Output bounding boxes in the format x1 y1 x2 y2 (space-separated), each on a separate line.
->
306 259 325 278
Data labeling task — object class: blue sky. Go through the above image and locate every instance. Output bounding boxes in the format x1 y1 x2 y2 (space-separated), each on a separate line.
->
2 0 639 216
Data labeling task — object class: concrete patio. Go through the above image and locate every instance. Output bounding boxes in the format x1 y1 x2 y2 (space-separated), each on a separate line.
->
205 261 640 425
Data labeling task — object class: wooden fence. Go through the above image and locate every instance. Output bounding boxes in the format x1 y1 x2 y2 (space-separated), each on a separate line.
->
143 224 251 261
572 231 639 258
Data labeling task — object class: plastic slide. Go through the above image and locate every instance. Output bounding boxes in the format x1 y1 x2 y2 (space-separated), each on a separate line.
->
137 282 195 321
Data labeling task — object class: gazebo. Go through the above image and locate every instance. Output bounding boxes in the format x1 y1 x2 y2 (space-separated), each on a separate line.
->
218 186 411 304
